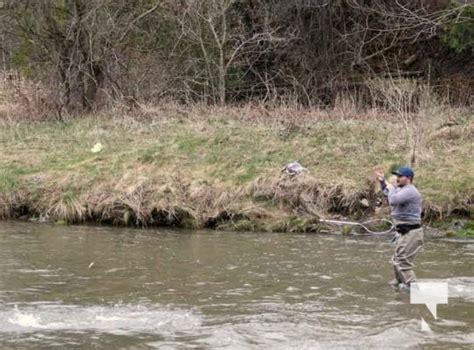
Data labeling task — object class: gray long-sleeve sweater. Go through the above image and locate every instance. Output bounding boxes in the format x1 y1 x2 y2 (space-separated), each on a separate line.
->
382 184 422 223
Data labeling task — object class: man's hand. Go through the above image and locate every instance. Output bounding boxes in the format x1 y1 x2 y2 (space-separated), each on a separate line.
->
373 169 385 183
373 167 392 192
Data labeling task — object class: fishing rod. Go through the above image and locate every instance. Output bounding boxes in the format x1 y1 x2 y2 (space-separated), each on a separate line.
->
319 218 395 235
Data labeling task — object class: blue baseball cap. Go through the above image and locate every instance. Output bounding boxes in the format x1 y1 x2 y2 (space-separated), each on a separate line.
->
392 166 414 178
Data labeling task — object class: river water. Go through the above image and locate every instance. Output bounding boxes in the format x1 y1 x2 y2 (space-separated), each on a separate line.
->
0 222 473 349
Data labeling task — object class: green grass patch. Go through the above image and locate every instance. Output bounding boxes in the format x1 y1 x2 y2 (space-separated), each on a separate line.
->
0 165 34 192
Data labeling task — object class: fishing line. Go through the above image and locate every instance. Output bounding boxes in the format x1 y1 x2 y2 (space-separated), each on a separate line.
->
319 218 395 235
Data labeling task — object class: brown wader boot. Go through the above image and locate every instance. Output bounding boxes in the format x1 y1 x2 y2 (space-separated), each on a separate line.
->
391 228 424 285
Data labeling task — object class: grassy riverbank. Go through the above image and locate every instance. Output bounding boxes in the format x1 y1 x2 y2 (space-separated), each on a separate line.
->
0 105 472 232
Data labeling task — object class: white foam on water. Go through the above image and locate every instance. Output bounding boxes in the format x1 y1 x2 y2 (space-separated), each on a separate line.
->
319 275 332 280
8 310 43 328
17 269 52 274
1 303 201 336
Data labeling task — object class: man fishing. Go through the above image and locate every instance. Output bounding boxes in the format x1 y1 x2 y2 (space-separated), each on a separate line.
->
373 166 423 289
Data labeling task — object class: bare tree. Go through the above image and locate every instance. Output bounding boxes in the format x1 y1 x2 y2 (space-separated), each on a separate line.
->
167 0 278 104
4 0 162 115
